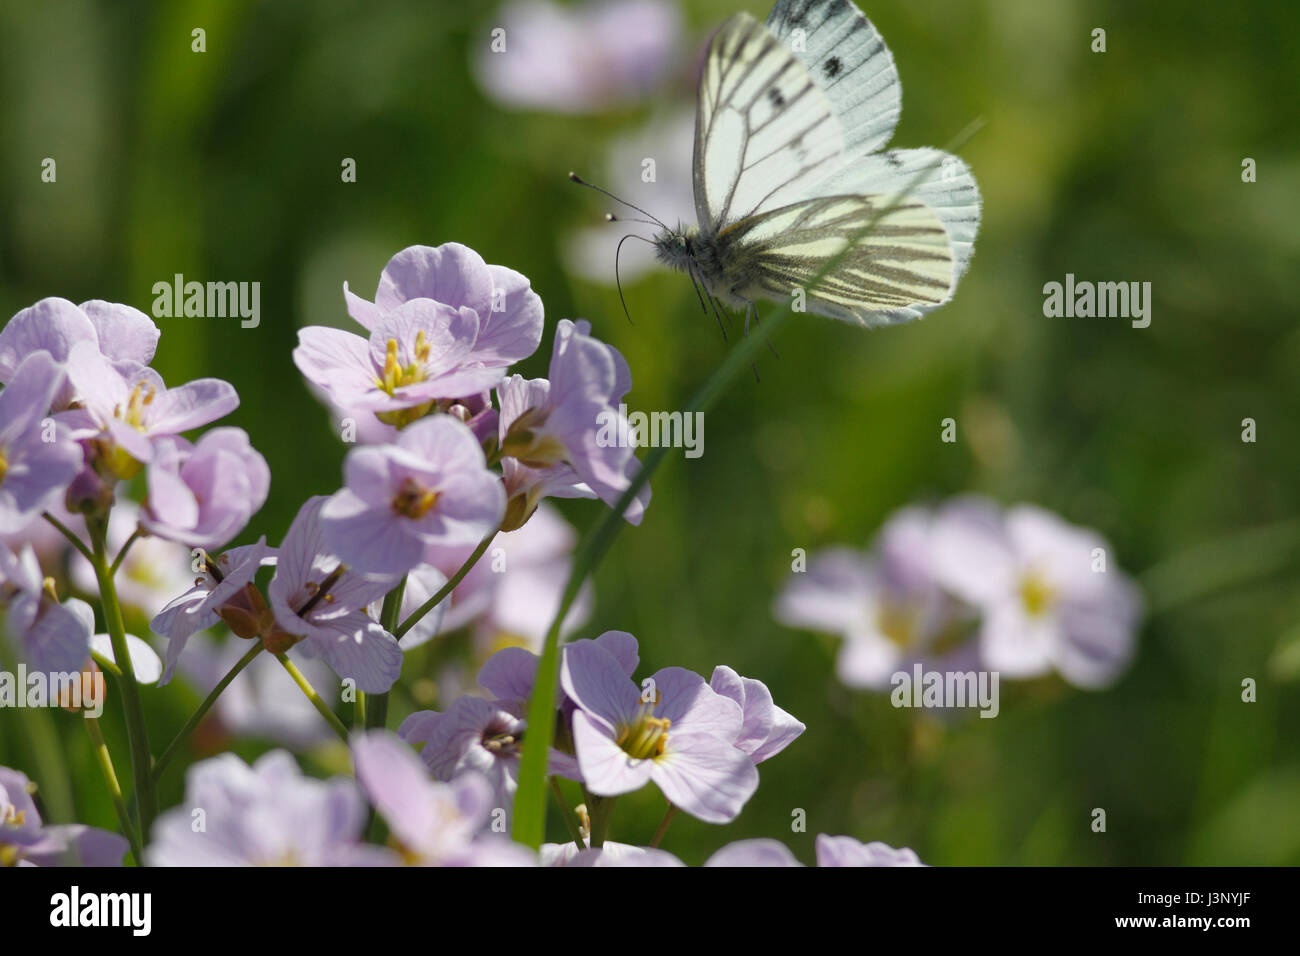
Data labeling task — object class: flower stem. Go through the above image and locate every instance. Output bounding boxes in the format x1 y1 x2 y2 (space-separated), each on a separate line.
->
586 792 615 849
549 778 586 851
395 531 497 639
366 576 407 730
276 651 349 741
110 527 145 575
648 803 680 849
89 522 157 835
43 511 93 563
85 715 143 866
153 641 264 780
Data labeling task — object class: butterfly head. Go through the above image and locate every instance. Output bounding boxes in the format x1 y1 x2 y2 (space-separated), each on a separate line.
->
652 225 700 274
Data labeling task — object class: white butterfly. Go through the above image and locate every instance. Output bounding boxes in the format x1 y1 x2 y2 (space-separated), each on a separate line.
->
641 0 981 329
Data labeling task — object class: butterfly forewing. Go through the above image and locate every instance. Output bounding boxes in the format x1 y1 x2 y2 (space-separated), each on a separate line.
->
720 194 954 326
694 13 844 232
765 0 902 158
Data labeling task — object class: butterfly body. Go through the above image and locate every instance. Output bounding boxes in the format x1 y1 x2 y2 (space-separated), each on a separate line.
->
647 1 982 328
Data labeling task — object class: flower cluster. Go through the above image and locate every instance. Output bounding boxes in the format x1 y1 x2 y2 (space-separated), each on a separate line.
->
0 297 265 675
775 496 1143 692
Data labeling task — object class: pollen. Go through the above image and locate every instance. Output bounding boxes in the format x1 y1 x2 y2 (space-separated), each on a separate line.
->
391 477 440 519
615 702 671 761
1019 572 1055 617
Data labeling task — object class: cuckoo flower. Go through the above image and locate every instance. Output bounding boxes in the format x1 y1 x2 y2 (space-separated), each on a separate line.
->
0 297 159 409
929 497 1142 688
497 319 648 530
343 243 543 368
65 340 238 477
294 300 504 430
399 696 526 809
150 538 275 685
0 353 83 533
268 497 402 693
0 543 91 674
560 640 758 823
704 839 803 867
708 665 805 765
1 766 129 866
815 835 926 867
775 507 979 691
320 415 504 578
142 428 270 550
542 841 685 867
147 751 383 866
473 0 682 114
352 731 534 866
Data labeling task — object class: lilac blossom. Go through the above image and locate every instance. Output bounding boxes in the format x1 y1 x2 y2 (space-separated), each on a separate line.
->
150 538 275 685
320 416 504 577
0 297 159 410
399 696 525 808
351 731 534 866
815 834 926 867
775 506 979 691
65 340 238 474
0 352 83 533
560 639 758 823
929 497 1142 688
342 243 543 368
0 543 91 673
708 665 805 764
1 766 129 866
497 319 648 529
474 0 682 114
142 428 270 549
147 751 384 866
267 497 402 693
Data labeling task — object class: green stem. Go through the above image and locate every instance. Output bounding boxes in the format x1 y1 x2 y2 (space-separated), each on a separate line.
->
549 778 586 850
510 126 985 848
89 522 157 835
366 577 407 730
586 792 615 849
153 641 264 780
395 531 497 639
86 715 143 866
277 651 349 741
648 803 680 849
110 527 145 575
43 511 93 563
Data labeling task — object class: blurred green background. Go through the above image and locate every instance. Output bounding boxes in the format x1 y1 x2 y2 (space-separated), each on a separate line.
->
1 0 1297 865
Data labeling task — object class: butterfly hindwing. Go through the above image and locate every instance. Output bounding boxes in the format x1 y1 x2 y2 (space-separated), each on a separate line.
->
694 13 845 232
717 193 954 326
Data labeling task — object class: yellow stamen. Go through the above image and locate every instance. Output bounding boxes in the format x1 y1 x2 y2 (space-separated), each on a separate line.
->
391 477 440 519
1019 573 1055 617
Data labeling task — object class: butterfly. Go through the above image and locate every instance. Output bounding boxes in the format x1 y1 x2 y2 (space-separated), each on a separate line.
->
582 0 981 331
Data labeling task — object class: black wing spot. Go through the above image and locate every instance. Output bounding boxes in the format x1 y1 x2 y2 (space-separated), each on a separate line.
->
767 87 786 108
823 56 842 79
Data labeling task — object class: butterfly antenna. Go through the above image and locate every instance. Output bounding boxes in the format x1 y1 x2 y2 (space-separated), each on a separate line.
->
613 232 651 326
569 172 668 230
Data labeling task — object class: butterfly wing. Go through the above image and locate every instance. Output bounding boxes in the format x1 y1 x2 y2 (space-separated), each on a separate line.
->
765 0 901 158
693 12 845 233
817 147 981 320
716 193 954 327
